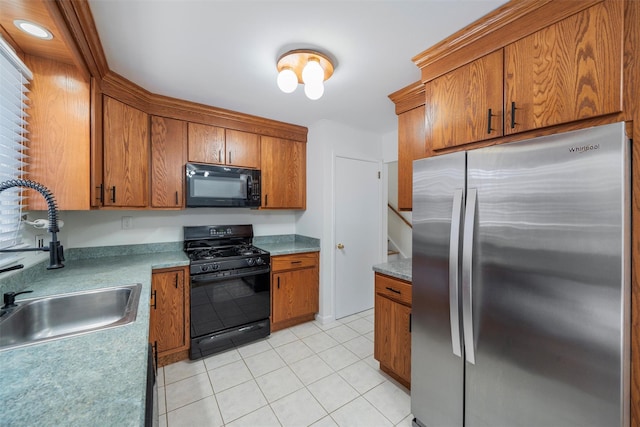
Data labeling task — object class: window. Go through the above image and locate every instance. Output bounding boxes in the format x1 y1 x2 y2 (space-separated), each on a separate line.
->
0 35 32 267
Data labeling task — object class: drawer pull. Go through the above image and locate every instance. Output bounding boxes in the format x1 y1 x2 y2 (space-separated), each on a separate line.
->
151 290 157 309
291 261 302 264
386 286 401 294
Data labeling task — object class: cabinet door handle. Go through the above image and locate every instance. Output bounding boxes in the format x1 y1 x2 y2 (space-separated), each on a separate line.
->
96 184 104 203
510 101 517 129
385 286 401 294
175 191 179 205
174 273 179 288
151 290 157 309
111 186 116 203
487 108 494 134
265 194 268 207
218 149 222 162
277 277 280 289
409 313 412 333
228 151 232 164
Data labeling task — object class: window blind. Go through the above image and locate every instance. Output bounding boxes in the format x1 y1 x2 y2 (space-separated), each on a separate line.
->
0 35 32 268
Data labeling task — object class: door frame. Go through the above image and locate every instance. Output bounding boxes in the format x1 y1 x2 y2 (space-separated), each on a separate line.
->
331 151 385 321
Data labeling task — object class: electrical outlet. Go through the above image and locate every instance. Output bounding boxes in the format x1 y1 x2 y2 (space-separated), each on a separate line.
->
121 216 133 230
35 235 45 249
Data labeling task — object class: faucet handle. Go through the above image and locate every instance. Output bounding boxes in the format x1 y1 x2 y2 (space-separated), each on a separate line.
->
2 290 33 309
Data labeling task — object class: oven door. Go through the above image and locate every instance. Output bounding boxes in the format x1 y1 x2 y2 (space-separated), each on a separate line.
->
185 162 261 208
190 267 270 359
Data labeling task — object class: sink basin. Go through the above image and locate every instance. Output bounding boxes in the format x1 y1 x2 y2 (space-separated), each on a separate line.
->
0 283 142 351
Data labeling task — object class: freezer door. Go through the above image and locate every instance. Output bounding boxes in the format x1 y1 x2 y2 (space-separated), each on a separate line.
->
465 122 630 427
412 151 466 427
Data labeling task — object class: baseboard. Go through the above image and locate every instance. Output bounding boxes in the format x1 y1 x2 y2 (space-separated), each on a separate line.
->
314 313 335 325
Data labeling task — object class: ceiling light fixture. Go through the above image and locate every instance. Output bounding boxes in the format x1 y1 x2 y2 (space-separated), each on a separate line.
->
276 49 334 100
14 20 53 40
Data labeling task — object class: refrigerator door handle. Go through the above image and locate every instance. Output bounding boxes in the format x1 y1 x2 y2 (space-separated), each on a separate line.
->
449 189 464 357
462 188 477 364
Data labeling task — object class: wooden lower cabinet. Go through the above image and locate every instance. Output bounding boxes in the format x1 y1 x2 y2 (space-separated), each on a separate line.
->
271 251 319 331
149 266 190 367
374 272 411 388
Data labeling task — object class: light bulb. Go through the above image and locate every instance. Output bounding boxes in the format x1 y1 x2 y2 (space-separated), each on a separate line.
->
304 81 324 100
302 59 324 85
277 68 298 93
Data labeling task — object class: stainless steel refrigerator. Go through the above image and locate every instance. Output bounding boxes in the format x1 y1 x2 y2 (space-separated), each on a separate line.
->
411 122 630 427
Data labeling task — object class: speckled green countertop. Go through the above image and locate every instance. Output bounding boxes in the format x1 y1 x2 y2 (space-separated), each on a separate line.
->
254 234 320 256
372 258 412 282
0 245 188 427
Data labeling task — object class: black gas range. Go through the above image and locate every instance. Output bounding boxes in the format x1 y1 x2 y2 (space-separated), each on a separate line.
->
184 225 271 359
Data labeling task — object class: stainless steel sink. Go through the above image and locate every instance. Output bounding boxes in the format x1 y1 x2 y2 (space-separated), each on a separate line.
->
0 283 142 351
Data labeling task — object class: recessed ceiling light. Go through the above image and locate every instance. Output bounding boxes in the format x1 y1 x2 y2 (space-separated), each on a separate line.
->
14 20 53 40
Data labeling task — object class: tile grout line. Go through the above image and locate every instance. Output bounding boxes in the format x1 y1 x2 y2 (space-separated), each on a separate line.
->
162 309 410 427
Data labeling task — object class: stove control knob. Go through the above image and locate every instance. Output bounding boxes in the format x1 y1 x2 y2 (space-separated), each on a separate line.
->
201 265 210 272
256 257 264 265
212 263 219 270
247 258 255 266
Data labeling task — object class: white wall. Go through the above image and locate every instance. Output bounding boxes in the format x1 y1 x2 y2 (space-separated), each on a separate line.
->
298 119 384 324
381 126 412 258
23 209 296 249
386 162 412 258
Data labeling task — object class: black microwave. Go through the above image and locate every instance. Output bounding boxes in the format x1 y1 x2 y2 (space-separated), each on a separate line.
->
185 163 261 208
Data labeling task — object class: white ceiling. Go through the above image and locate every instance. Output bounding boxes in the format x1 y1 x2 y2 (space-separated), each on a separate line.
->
87 0 506 135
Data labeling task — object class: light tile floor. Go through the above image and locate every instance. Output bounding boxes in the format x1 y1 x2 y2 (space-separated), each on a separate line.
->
158 309 413 427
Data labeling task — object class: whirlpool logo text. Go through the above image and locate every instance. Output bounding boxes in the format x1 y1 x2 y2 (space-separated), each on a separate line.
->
568 144 600 154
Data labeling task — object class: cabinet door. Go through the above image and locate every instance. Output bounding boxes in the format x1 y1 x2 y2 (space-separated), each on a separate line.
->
374 293 394 370
25 56 90 210
226 129 260 169
103 96 149 207
397 105 425 211
260 136 306 209
429 50 503 150
394 303 412 384
504 1 623 134
374 295 411 385
188 122 225 164
272 267 318 323
151 116 187 208
149 268 187 354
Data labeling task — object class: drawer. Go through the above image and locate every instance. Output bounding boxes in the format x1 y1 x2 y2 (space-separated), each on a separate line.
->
271 252 319 272
375 273 412 305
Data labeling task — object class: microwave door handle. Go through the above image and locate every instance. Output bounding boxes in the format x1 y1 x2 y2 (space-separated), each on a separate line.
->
247 176 252 196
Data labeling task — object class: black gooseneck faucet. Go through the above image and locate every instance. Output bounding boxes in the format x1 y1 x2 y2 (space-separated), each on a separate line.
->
0 179 64 269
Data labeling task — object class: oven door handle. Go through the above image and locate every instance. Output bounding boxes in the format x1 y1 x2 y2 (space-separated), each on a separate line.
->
191 266 271 283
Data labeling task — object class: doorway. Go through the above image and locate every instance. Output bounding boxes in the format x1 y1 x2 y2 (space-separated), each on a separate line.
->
334 155 382 319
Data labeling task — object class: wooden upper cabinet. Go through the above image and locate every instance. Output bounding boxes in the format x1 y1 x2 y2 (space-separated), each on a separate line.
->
260 136 306 209
25 55 91 211
429 50 504 150
151 116 187 208
187 124 260 168
398 105 425 211
225 129 260 169
188 122 225 164
504 1 623 134
102 96 149 207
